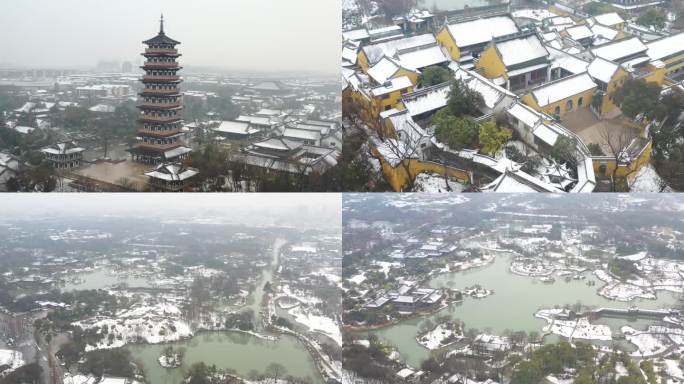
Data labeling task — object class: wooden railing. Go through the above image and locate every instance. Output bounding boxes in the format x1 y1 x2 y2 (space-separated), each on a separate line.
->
142 75 180 82
138 115 181 123
144 48 178 55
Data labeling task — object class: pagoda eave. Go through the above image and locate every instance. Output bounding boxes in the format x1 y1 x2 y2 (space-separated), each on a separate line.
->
137 130 184 138
141 52 182 57
136 104 182 110
140 66 183 71
138 91 181 97
137 117 183 124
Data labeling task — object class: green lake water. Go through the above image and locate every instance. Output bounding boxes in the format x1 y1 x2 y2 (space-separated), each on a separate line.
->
127 331 320 384
360 254 678 367
126 239 322 384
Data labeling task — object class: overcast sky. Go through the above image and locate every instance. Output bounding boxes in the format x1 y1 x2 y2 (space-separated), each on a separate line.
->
0 0 340 74
0 194 342 230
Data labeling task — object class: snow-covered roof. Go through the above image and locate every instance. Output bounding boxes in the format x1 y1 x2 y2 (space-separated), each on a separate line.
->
592 12 624 27
507 62 550 77
530 73 596 107
342 45 358 65
363 34 437 65
235 114 276 127
252 137 302 151
454 67 516 110
98 377 127 384
396 44 449 70
214 120 259 135
547 47 590 74
496 34 549 67
485 169 564 192
587 57 619 83
565 25 593 41
367 57 402 84
164 146 192 160
255 108 282 117
13 126 35 134
533 123 560 145
388 111 429 144
369 25 402 36
343 28 370 42
445 15 520 49
283 128 321 141
41 141 85 155
591 37 647 62
144 162 198 182
646 32 684 61
507 102 542 128
401 82 450 117
88 104 116 113
545 16 574 26
590 24 619 41
512 9 557 22
397 368 415 378
370 76 413 96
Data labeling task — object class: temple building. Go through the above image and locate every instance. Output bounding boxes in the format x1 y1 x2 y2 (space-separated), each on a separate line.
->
131 15 191 164
41 141 85 170
144 162 198 192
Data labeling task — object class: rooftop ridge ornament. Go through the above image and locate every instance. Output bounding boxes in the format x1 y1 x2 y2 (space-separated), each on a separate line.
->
160 13 164 34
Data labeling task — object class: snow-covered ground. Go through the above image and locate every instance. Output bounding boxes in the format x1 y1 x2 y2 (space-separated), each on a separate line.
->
72 300 193 351
417 323 462 350
536 309 612 341
158 354 181 368
348 272 366 285
622 326 670 357
288 306 342 346
0 349 24 375
412 172 465 193
629 164 670 192
464 285 492 299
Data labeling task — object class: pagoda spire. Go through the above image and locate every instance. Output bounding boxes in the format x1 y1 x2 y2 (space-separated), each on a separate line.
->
160 13 164 34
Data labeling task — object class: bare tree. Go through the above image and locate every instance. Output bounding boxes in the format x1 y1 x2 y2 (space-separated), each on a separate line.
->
597 125 638 192
264 362 286 384
380 127 425 191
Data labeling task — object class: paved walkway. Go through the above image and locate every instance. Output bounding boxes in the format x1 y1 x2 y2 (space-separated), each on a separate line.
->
560 108 638 155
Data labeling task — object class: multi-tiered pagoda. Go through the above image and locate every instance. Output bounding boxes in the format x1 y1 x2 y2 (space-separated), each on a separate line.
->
131 15 191 164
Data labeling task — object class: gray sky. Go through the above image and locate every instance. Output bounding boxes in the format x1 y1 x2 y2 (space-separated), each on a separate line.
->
0 0 340 74
0 194 342 230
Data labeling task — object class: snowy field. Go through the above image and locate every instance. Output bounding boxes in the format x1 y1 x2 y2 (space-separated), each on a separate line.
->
536 309 612 341
0 349 25 375
417 323 462 350
73 300 193 351
288 306 341 346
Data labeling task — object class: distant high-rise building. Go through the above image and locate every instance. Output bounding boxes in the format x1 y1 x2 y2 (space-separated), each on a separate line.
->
95 60 121 73
121 61 133 73
130 15 191 164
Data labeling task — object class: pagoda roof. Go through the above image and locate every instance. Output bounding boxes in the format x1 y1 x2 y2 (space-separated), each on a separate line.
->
143 33 180 46
143 15 180 46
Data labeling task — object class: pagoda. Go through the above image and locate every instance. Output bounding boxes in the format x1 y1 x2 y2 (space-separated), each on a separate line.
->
131 15 191 164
